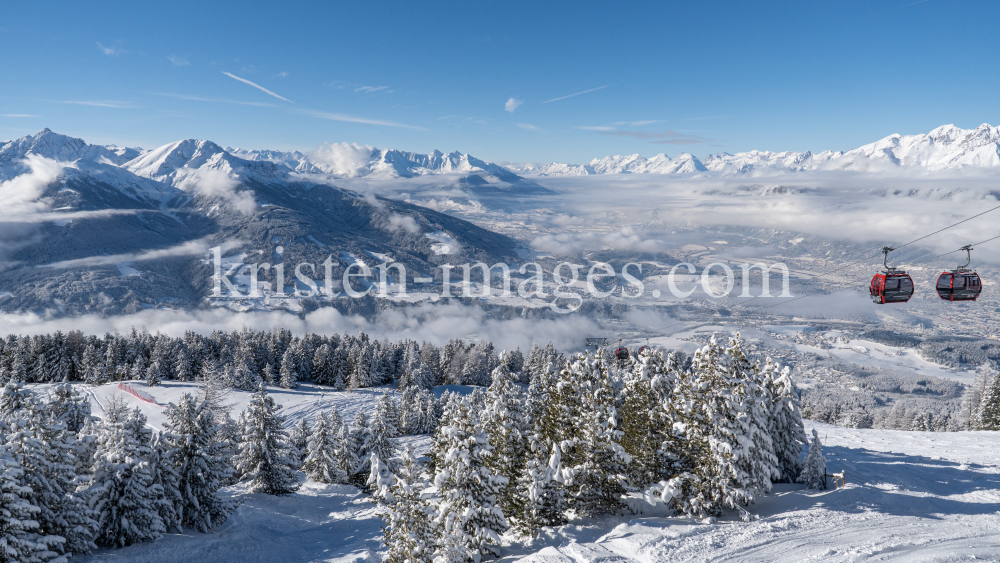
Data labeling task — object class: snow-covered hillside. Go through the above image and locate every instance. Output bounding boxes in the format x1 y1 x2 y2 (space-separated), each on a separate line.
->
509 123 1000 176
70 381 1000 563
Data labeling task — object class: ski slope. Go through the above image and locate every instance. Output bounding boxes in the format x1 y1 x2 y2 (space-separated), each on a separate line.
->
62 381 1000 563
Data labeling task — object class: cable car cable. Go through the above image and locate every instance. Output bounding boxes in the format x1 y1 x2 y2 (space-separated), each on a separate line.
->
639 205 1000 335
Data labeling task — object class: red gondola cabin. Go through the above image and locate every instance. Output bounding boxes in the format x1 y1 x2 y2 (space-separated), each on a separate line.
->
870 271 914 304
935 270 981 301
870 246 915 305
936 245 982 302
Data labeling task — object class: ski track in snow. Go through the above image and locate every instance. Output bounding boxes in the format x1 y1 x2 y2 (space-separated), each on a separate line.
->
45 382 1000 562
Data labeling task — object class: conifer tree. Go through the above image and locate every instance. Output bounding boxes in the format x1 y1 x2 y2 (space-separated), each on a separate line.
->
370 447 436 563
87 408 170 547
279 349 298 390
377 393 401 439
798 429 827 490
303 413 347 484
45 383 92 434
763 361 807 482
289 418 310 464
432 398 508 562
234 385 300 495
512 434 570 537
0 452 58 563
482 357 529 516
159 393 236 532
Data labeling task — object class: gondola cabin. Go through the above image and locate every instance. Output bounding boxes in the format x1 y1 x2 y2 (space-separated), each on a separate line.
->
637 345 651 355
935 270 982 301
870 271 914 304
615 347 630 362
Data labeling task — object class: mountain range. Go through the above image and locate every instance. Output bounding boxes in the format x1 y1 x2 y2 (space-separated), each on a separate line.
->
506 123 1000 176
0 129 519 316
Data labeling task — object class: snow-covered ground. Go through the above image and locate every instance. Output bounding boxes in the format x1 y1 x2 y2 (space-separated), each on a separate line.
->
59 381 1000 563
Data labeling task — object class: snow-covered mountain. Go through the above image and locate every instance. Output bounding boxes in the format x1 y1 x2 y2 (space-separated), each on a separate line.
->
0 130 519 316
228 145 525 183
510 123 1000 176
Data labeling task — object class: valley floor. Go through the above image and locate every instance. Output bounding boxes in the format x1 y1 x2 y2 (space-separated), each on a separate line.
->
68 382 1000 563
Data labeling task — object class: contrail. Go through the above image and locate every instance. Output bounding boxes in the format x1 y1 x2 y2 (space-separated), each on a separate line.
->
541 84 611 104
222 72 294 103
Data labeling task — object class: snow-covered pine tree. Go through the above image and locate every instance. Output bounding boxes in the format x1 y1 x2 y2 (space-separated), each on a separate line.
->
303 412 347 484
279 348 299 390
45 383 92 434
512 434 570 537
370 447 436 563
0 450 58 563
351 410 372 478
482 356 529 516
148 433 182 533
432 398 508 562
0 381 34 420
87 407 169 547
377 393 401 439
336 423 360 484
725 334 780 496
312 344 334 387
234 385 300 495
762 360 807 482
798 429 827 490
619 351 669 490
289 418 310 464
159 393 236 532
976 366 1000 430
262 362 276 386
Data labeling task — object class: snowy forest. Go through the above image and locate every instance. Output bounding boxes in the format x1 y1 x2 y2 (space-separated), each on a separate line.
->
2 328 1000 561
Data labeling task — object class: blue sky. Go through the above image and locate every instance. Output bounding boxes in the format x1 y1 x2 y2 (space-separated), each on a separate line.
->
1 0 998 163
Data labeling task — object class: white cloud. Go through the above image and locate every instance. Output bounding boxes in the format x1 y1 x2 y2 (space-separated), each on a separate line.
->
355 86 388 93
222 72 294 103
530 226 665 255
277 72 289 78
310 142 377 175
39 237 239 269
176 168 256 215
0 302 599 353
2 114 38 118
386 213 421 234
576 126 614 131
96 42 125 57
505 98 524 113
167 55 190 66
0 155 71 218
517 123 538 131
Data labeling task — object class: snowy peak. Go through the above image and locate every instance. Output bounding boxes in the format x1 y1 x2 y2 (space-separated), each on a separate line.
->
124 139 289 186
0 128 134 168
229 144 524 183
515 123 1000 176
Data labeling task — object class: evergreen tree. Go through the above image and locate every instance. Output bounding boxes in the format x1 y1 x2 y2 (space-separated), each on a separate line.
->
432 398 508 562
234 385 300 495
0 452 58 563
798 429 827 490
45 383 92 434
289 418 310 464
159 393 236 532
482 357 529 517
303 413 346 484
87 408 169 547
512 434 570 537
279 349 298 390
370 447 436 563
764 361 807 482
377 393 401 439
